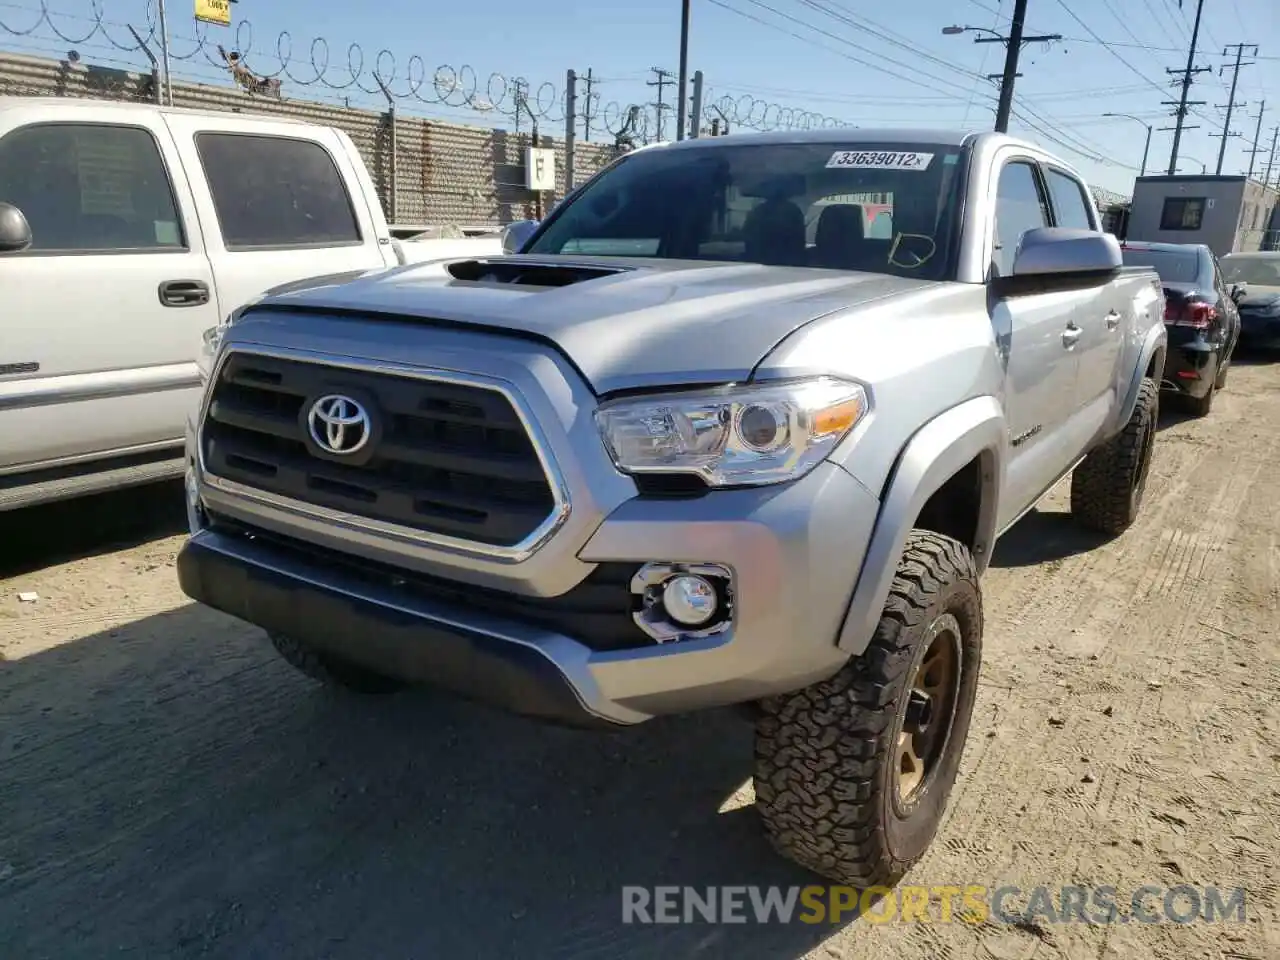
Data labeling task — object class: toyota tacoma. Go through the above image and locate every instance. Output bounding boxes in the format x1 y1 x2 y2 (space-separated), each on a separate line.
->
177 129 1167 886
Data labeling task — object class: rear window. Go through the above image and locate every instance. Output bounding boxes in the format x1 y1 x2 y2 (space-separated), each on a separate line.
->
194 132 361 249
528 141 968 281
1120 247 1201 284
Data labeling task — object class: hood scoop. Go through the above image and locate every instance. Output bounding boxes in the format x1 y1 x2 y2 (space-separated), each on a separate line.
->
444 257 630 289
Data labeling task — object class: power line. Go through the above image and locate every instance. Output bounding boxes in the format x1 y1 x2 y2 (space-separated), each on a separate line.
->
708 0 1123 166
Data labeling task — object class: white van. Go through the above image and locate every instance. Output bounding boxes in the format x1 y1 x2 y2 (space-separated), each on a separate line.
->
0 97 497 511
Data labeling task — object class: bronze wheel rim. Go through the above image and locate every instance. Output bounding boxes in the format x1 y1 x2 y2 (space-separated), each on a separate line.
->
894 613 962 811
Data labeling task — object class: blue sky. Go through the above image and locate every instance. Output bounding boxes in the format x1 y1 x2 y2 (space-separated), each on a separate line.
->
3 0 1278 195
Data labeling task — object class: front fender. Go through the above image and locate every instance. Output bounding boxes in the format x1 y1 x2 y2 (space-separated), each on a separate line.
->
835 395 1006 655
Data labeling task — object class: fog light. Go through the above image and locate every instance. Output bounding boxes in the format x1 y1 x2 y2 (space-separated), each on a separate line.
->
630 562 734 644
662 574 717 627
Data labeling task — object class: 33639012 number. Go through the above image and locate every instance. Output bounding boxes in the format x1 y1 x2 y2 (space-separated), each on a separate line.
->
824 151 935 171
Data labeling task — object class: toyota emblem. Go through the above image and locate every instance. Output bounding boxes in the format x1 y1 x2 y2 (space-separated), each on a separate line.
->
307 394 372 455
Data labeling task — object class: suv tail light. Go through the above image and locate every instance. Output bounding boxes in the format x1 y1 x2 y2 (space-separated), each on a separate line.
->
1165 300 1217 329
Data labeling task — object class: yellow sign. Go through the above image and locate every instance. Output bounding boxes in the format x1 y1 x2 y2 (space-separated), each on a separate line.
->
194 0 232 27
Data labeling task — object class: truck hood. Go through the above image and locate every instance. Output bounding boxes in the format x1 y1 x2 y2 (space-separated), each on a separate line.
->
250 255 937 394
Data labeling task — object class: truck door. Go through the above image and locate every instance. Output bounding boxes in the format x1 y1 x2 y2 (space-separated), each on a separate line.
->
1042 165 1124 429
160 116 395 316
990 158 1083 530
0 105 219 470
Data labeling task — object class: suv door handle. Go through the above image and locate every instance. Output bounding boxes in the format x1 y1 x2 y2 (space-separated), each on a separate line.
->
158 279 210 308
1062 322 1082 348
1105 310 1121 330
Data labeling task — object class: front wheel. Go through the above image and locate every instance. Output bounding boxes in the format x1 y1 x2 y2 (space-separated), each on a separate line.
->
753 531 983 888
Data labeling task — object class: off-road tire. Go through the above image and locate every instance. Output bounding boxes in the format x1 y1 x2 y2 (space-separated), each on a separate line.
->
753 531 983 888
269 632 405 694
1070 376 1159 536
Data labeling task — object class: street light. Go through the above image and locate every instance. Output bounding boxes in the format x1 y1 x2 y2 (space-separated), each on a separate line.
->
941 0 1062 135
1103 112 1154 177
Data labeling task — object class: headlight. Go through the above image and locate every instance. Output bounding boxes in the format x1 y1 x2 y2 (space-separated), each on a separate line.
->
594 376 869 487
196 323 224 385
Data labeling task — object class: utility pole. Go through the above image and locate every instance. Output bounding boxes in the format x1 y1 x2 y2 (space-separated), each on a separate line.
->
1165 0 1210 175
676 0 691 141
973 0 1061 134
1214 44 1254 174
581 68 595 142
647 67 675 141
1265 125 1279 188
1243 101 1268 180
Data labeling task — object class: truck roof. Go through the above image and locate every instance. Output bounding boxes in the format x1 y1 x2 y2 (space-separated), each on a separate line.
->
649 127 1041 152
0 95 324 128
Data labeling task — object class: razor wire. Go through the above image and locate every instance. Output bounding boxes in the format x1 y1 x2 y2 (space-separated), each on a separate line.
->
702 90 846 132
0 2 849 136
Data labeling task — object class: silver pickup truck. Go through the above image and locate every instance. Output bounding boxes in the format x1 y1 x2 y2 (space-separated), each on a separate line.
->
177 129 1167 887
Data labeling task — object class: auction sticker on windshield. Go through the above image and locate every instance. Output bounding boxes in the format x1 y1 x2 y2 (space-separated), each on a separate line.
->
826 151 934 170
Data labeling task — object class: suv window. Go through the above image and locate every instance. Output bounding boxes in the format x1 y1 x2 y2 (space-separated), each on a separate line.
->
0 122 185 253
993 161 1050 276
195 133 361 249
1044 168 1094 230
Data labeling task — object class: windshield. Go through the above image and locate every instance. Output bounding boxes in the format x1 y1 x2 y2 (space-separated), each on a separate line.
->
1120 247 1202 284
1220 256 1280 286
526 141 967 281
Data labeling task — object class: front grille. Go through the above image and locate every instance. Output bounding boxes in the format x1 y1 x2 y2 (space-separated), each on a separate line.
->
201 353 557 547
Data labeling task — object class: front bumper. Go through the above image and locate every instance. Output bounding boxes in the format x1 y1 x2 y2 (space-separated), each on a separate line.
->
181 457 877 727
1239 314 1280 350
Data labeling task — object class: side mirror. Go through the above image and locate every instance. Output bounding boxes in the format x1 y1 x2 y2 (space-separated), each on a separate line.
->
1012 227 1122 278
501 219 539 255
0 201 32 254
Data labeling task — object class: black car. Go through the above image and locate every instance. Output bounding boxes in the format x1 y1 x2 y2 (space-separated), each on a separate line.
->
1220 251 1280 352
1119 240 1241 417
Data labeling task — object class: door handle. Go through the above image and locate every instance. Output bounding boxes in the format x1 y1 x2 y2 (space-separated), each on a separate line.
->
1105 310 1121 330
158 279 210 308
1062 323 1082 348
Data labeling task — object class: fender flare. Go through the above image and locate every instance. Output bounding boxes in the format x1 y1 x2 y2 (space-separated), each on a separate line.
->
836 395 1007 655
1113 323 1168 431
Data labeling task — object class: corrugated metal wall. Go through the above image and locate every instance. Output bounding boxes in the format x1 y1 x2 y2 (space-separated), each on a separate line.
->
0 51 619 226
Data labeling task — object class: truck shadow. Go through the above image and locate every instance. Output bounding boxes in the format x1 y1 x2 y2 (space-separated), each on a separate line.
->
0 604 859 959
988 508 1107 569
0 481 187 579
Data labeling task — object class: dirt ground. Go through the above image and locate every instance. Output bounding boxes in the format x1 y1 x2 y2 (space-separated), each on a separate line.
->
1 361 1277 960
